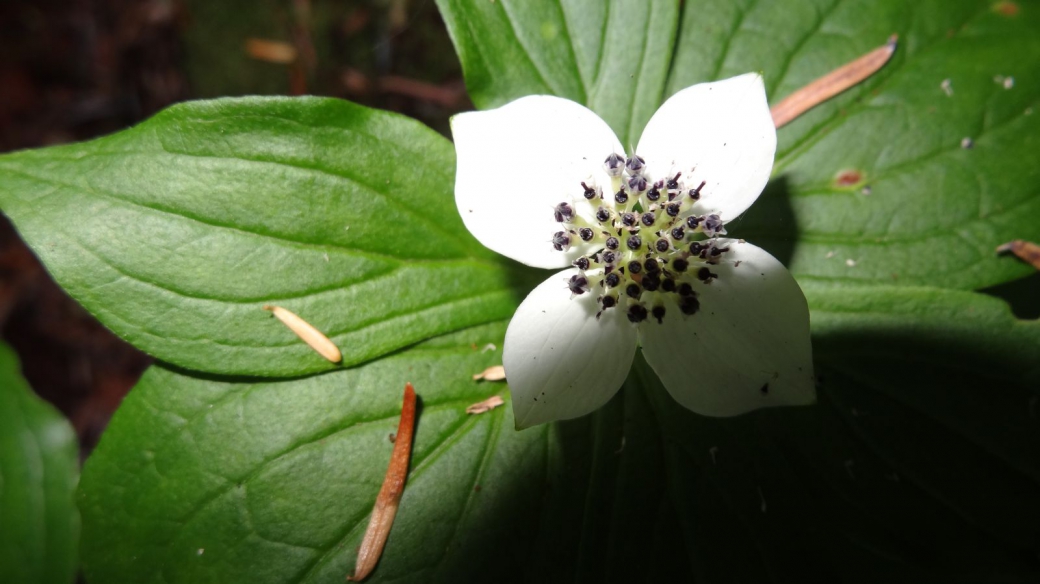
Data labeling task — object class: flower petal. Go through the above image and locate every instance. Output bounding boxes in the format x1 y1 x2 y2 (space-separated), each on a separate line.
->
635 73 776 223
639 240 814 417
452 96 624 269
504 268 637 428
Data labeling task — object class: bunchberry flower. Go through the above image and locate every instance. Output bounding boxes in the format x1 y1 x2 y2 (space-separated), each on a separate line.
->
452 73 814 429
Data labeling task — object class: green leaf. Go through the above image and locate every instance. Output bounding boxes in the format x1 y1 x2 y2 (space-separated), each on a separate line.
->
435 0 679 148
0 343 80 584
79 322 548 584
0 97 519 376
437 0 1040 290
80 288 1040 582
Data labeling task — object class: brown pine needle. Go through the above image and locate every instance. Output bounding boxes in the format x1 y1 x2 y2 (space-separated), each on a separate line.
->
348 383 418 582
262 305 342 363
997 240 1040 270
771 35 898 129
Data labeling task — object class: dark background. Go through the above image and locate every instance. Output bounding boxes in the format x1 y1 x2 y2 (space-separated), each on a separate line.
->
0 0 467 456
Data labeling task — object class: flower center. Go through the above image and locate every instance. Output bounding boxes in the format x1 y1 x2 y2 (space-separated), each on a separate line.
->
552 153 732 323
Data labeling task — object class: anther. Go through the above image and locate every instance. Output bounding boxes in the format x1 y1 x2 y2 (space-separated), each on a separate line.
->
574 256 590 270
703 214 726 236
671 258 689 272
627 260 642 274
642 274 660 292
605 236 619 250
601 250 617 264
686 215 703 230
578 227 595 242
627 305 648 323
614 188 629 204
626 235 642 250
666 172 682 190
552 231 571 251
625 283 641 299
679 295 700 315
710 245 730 257
554 202 574 223
689 241 705 256
621 212 637 228
604 272 621 288
655 238 670 253
661 278 677 292
641 212 655 227
644 258 660 273
688 180 706 200
625 155 646 175
600 295 617 309
665 203 681 217
651 305 666 324
581 181 599 200
596 207 611 223
568 275 590 295
678 282 694 296
670 226 685 240
697 267 718 281
604 153 625 177
627 175 648 192
646 186 661 202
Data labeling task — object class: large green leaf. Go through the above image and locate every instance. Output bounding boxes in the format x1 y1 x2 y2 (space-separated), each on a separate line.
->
0 97 519 376
437 0 1040 290
0 343 79 584
80 287 1040 582
435 0 679 148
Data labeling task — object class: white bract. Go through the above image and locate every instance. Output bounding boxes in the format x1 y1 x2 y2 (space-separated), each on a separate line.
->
452 73 815 429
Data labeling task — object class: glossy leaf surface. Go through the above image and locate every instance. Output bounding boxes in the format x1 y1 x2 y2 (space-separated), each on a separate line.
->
0 98 518 376
80 288 1040 581
0 343 79 584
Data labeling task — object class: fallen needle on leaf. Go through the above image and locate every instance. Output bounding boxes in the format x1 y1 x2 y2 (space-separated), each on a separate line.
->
771 35 898 128
471 365 506 381
466 395 505 415
997 240 1040 270
348 382 418 581
262 305 342 363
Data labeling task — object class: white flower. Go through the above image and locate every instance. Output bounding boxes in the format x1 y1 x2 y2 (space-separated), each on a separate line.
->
451 73 815 429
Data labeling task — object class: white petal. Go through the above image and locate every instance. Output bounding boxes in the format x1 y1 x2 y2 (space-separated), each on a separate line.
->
635 73 776 223
503 268 637 428
452 96 624 269
639 240 814 417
